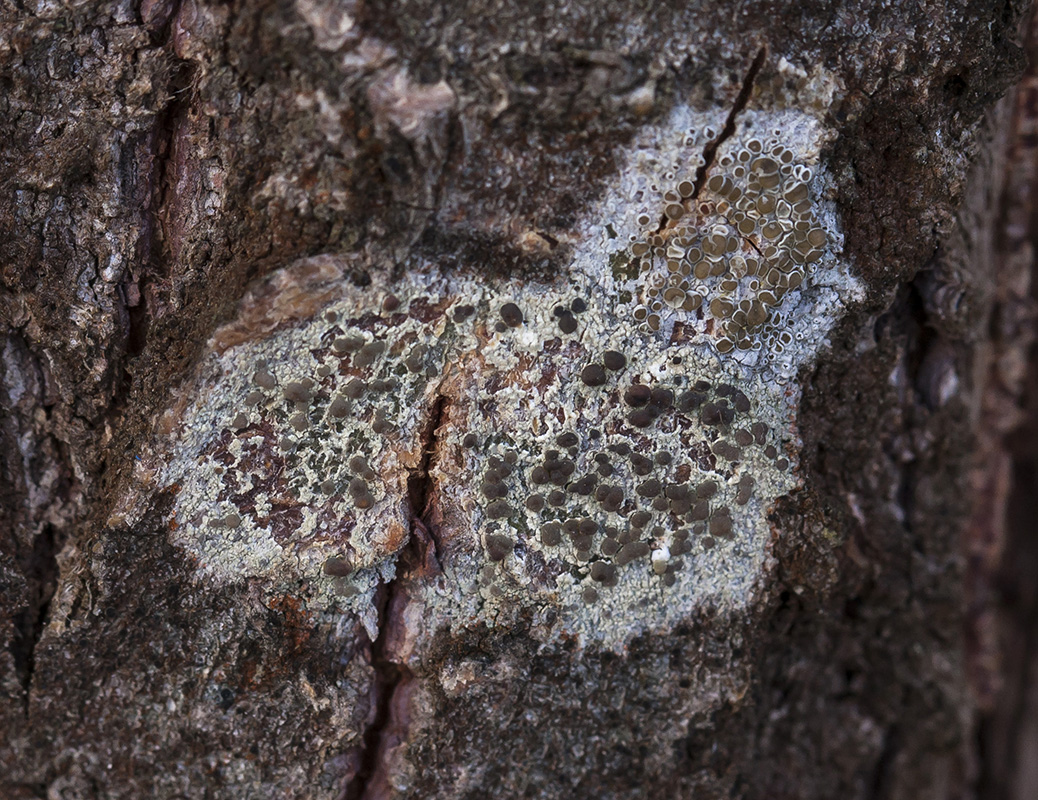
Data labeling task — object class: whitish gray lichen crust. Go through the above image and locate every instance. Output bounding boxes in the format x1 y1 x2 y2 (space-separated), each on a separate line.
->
121 101 860 649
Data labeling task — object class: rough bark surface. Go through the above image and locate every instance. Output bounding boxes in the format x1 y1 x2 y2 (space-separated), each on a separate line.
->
0 1 1033 799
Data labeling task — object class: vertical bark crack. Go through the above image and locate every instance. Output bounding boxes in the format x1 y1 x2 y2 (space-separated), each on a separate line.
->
109 56 195 431
133 58 196 360
868 725 901 800
12 523 59 716
692 46 767 198
344 393 447 800
656 45 767 233
343 581 408 800
407 393 448 554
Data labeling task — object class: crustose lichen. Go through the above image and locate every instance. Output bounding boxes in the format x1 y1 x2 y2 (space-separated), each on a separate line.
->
117 97 859 649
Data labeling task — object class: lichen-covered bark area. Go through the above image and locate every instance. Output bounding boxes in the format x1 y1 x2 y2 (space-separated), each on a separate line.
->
0 1 1029 798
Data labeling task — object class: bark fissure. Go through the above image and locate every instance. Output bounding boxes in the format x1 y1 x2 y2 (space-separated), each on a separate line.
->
655 45 766 234
110 56 195 429
145 58 197 333
12 523 59 716
344 583 409 800
868 725 900 800
0 0 1027 793
345 393 447 800
691 46 767 199
407 393 448 553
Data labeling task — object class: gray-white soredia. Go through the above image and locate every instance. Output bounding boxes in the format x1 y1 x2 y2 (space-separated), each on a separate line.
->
116 101 860 649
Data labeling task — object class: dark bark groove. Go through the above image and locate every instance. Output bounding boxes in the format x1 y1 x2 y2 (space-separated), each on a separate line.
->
346 393 448 800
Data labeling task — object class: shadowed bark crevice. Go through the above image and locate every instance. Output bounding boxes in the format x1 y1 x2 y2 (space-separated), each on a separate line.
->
656 45 767 234
690 45 768 201
12 523 59 716
134 57 197 363
345 581 413 800
407 393 448 560
345 394 447 799
869 725 901 800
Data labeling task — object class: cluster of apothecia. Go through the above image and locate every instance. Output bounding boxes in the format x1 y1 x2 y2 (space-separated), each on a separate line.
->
158 112 839 625
467 298 789 605
165 273 793 612
617 128 827 358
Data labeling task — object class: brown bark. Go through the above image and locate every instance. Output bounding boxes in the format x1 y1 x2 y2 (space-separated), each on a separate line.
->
1 1 1035 798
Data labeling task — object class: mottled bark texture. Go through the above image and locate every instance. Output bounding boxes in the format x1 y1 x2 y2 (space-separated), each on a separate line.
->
0 1 1034 798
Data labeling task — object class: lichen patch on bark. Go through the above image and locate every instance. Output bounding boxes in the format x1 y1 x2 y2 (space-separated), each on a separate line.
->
120 93 860 651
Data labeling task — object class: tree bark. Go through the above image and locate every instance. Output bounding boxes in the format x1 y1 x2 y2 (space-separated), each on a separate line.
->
1 1 1034 798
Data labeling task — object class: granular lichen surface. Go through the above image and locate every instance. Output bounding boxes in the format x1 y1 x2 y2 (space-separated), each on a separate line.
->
127 100 860 650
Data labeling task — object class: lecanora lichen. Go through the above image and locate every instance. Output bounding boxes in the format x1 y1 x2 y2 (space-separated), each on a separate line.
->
115 96 860 650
